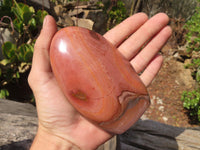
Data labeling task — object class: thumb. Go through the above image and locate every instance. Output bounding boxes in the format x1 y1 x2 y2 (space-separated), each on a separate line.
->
28 15 57 89
31 15 57 74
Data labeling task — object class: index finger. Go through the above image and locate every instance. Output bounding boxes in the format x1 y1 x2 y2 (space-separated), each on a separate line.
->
103 13 148 47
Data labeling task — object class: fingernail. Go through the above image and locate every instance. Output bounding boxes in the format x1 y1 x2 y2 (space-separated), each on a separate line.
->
42 16 48 28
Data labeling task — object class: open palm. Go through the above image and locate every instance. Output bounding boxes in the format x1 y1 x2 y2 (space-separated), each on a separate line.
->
29 13 171 150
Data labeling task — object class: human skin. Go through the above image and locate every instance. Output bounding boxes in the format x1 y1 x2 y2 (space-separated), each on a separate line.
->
28 13 172 150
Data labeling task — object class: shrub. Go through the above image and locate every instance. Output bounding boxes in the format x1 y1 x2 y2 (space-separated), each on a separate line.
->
184 0 200 53
181 90 200 121
182 0 200 122
0 0 48 99
104 0 128 30
185 58 200 83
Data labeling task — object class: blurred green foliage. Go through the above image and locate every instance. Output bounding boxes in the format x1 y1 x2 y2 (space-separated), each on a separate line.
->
105 0 128 30
0 0 48 99
182 0 200 122
182 90 200 122
184 2 200 52
0 0 14 20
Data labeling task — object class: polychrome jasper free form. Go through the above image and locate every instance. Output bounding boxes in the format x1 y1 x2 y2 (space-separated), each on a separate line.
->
50 26 150 134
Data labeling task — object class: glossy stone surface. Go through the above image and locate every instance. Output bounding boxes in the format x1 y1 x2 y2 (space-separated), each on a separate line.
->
50 26 150 134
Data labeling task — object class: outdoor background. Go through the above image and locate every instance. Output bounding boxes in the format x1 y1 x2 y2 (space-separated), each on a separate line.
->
0 0 200 128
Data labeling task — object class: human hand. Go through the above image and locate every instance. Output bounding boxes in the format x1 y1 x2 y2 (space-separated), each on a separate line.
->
29 13 171 150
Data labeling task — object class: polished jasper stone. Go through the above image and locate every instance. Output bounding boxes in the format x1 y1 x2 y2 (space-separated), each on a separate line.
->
50 26 150 134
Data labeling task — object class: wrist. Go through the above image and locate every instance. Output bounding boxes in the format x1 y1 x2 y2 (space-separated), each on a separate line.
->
30 127 80 150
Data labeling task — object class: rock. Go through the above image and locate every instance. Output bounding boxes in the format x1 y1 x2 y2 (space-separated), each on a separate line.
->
61 0 76 7
159 106 164 112
54 4 63 16
68 8 84 17
82 10 90 19
173 52 184 61
162 116 168 122
51 1 107 33
71 17 94 30
57 15 74 27
0 99 37 150
175 61 196 88
162 59 196 89
192 51 200 59
63 14 74 26
184 59 192 66
87 9 107 34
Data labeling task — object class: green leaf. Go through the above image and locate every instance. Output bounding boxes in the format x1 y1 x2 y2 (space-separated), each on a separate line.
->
22 5 34 24
17 44 26 62
8 49 16 58
12 0 24 22
35 10 48 26
2 42 17 59
24 50 33 62
0 89 9 99
12 7 22 22
2 0 12 7
29 6 35 14
28 18 37 29
18 44 25 55
17 53 24 62
182 89 200 121
0 59 10 66
24 44 34 62
17 44 33 62
14 71 20 78
13 18 23 33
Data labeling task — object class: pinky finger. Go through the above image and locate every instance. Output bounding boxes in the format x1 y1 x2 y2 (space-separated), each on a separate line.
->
140 54 163 87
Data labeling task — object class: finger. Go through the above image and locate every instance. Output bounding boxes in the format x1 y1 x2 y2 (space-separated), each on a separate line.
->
31 15 57 74
118 13 169 60
140 54 163 87
131 26 172 73
103 13 148 47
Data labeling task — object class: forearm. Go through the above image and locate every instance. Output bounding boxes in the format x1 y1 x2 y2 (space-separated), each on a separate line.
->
30 128 80 150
